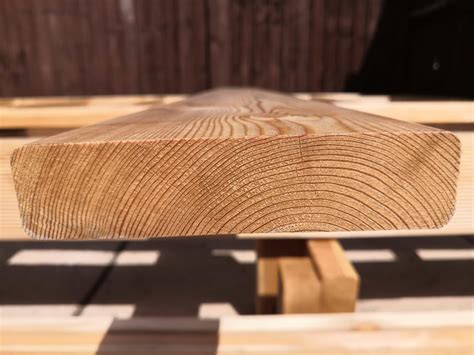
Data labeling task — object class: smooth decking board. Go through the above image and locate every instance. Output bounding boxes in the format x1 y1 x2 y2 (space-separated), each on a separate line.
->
1 312 472 354
10 89 461 240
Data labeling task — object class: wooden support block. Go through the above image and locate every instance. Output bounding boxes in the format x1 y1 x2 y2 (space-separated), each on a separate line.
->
256 240 306 314
277 257 321 314
11 88 460 240
308 239 360 312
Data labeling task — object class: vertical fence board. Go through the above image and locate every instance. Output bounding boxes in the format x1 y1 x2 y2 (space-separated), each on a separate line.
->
252 0 271 87
233 0 253 86
208 0 231 87
281 0 311 92
177 0 208 93
322 0 339 91
308 0 325 91
337 0 354 90
351 0 369 73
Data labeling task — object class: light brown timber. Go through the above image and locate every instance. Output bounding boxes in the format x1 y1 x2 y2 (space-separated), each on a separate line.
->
10 88 461 240
307 239 359 312
1 134 472 241
0 95 185 129
277 257 322 314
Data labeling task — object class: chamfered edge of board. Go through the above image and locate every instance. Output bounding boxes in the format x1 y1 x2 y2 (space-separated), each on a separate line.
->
10 89 461 240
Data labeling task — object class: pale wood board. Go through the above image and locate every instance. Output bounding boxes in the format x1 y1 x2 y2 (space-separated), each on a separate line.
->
308 239 359 312
0 95 186 129
335 100 474 124
10 89 461 240
277 257 322 313
1 312 472 354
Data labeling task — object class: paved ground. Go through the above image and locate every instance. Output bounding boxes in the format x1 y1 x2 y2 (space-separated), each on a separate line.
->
0 235 473 318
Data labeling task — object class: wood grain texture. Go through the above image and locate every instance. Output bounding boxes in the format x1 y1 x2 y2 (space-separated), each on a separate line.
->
2 131 471 241
11 88 460 240
307 239 359 312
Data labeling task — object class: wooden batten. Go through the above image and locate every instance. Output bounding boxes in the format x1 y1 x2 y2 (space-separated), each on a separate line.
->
307 239 360 312
277 257 322 314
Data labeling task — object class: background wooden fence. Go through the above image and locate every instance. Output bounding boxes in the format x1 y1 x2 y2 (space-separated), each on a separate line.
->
0 0 382 97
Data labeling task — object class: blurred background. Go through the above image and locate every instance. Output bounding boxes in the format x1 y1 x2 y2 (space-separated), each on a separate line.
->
1 0 473 97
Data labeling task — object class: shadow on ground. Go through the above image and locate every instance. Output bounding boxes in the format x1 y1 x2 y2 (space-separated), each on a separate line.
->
0 236 472 317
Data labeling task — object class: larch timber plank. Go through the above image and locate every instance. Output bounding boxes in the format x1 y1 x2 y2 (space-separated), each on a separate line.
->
11 88 460 240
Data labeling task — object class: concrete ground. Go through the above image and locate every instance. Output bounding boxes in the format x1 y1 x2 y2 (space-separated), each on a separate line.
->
0 236 473 319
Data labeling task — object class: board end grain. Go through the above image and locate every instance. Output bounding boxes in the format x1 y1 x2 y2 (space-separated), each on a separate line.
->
11 89 461 240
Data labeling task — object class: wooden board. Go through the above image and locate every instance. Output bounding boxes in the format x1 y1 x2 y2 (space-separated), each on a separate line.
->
10 89 461 240
0 95 185 129
277 257 321 314
1 312 472 354
1 131 472 241
307 239 359 312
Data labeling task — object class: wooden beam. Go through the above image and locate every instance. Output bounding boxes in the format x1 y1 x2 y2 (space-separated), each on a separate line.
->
307 239 359 312
277 257 321 314
2 312 472 354
10 89 461 240
2 131 473 240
